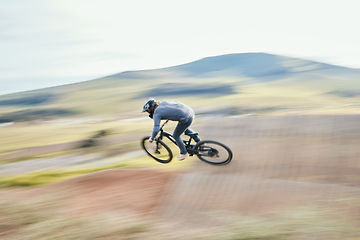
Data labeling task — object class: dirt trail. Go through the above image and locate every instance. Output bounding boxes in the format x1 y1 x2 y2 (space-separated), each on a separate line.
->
1 115 360 236
1 168 178 217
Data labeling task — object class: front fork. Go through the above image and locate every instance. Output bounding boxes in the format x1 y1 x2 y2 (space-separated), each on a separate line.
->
154 139 162 154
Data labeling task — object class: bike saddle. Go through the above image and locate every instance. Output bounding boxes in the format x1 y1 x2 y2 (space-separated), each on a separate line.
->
186 132 199 138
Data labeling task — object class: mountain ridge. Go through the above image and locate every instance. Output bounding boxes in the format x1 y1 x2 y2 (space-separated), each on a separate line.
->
1 52 359 97
110 52 359 80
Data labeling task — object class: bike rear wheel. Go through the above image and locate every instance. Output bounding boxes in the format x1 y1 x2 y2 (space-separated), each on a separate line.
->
195 140 232 165
141 136 173 164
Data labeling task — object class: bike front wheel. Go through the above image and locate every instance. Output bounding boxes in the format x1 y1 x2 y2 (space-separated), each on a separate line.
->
194 140 232 165
141 136 173 164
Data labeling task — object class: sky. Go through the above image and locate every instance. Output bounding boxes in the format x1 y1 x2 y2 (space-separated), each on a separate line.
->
1 0 360 95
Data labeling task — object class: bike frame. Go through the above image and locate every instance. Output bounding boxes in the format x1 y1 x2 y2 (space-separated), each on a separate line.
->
156 120 197 156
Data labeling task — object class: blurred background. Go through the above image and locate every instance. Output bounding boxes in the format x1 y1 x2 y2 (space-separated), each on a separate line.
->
1 0 360 239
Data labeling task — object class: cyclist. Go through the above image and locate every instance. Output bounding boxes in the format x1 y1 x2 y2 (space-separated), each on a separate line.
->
142 98 201 160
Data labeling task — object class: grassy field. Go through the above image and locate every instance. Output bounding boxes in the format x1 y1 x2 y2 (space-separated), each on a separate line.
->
0 155 192 188
0 117 193 187
0 119 151 157
1 68 360 118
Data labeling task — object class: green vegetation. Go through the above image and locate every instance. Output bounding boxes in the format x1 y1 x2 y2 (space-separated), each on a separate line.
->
140 83 236 98
0 146 192 188
121 154 194 170
78 130 109 148
0 93 55 106
1 72 359 120
0 120 151 158
0 108 77 123
0 163 129 188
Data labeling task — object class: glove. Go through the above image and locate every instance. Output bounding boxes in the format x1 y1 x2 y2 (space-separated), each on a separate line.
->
148 137 154 143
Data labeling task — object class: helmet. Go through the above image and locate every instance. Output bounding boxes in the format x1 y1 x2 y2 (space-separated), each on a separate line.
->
142 99 156 113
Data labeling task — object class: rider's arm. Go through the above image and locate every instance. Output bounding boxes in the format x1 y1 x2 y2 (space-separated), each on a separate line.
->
151 115 161 139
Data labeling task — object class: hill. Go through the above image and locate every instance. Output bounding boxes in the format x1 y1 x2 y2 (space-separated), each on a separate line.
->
1 52 360 121
113 52 359 79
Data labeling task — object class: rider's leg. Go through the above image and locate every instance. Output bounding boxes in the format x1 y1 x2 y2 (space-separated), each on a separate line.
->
184 128 201 143
173 118 192 155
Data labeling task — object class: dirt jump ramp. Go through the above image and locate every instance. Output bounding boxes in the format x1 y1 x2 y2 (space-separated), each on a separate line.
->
156 115 360 226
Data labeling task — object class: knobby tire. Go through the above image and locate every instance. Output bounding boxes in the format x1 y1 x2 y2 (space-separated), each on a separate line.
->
194 140 233 165
141 136 173 164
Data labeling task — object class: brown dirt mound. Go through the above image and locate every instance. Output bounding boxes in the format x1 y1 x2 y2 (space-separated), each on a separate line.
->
1 169 178 217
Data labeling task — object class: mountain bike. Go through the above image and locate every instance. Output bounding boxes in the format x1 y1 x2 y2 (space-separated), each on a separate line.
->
141 120 233 165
